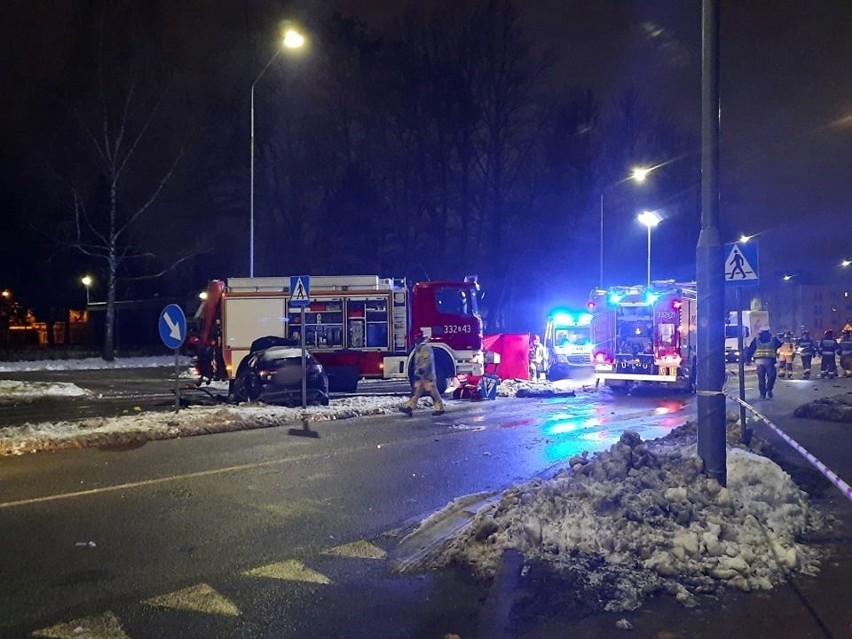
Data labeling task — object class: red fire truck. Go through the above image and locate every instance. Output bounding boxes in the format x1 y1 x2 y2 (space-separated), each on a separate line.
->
190 275 485 394
588 281 697 391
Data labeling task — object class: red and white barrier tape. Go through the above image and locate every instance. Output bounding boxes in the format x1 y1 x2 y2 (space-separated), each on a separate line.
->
727 394 852 503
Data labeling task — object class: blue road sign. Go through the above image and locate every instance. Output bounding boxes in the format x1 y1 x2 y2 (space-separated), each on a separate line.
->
724 241 759 287
159 304 187 349
289 275 311 308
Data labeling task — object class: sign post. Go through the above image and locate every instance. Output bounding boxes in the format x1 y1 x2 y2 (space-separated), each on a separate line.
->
159 304 187 413
289 276 311 409
724 241 760 443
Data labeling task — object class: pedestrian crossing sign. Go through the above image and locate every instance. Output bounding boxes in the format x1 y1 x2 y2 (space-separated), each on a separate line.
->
724 241 759 287
289 275 311 307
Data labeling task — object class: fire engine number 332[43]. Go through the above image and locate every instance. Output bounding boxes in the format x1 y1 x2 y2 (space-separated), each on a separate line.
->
443 324 472 334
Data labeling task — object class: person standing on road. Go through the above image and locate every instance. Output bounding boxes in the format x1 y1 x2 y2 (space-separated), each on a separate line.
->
776 332 796 379
817 329 839 379
797 329 815 379
838 327 852 377
400 332 445 416
529 334 546 381
745 327 782 398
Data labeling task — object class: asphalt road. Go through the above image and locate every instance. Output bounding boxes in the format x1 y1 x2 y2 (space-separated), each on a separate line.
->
1 367 851 638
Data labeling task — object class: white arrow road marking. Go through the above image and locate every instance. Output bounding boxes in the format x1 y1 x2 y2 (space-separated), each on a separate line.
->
163 312 181 340
243 559 332 584
143 583 240 616
322 540 387 559
32 611 130 639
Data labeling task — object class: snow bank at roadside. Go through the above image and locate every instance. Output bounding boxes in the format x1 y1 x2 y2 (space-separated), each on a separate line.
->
414 423 824 612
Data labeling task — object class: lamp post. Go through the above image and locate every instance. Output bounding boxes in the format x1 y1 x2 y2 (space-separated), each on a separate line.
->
637 210 662 287
250 28 305 278
599 166 652 289
81 275 92 306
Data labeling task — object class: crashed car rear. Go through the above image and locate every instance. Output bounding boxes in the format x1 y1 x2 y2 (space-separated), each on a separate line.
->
231 336 330 406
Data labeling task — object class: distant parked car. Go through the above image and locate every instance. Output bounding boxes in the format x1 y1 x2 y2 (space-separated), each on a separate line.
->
231 336 329 406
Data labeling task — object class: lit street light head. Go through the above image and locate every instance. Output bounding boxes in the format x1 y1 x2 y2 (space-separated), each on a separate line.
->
631 167 650 183
282 28 305 49
637 210 662 228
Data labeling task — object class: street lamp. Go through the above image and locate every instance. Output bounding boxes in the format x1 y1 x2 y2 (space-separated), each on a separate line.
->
841 259 851 268
599 166 652 289
250 27 305 278
637 210 662 287
81 275 93 305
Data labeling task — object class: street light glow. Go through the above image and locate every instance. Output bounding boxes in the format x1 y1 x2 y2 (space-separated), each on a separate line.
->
842 259 851 267
631 167 651 183
637 210 663 287
282 29 305 49
81 275 92 287
783 274 794 281
637 210 662 228
739 234 753 243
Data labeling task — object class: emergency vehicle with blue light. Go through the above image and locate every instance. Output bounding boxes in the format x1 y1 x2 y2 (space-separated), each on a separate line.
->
543 309 594 379
588 281 697 391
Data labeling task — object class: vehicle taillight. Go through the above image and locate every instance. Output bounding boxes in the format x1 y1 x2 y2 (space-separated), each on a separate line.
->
659 354 682 367
258 368 276 381
594 352 612 364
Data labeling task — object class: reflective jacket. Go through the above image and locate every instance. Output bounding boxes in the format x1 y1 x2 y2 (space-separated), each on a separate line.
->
797 337 815 356
818 337 838 356
747 333 781 361
412 341 436 381
839 335 852 355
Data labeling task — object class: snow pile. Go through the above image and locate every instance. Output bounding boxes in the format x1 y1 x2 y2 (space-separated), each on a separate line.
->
498 376 593 398
0 380 91 403
0 355 189 373
420 429 823 612
0 396 408 456
793 392 852 423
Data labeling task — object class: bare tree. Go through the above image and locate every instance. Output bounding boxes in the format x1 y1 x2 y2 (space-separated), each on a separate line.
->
57 2 193 360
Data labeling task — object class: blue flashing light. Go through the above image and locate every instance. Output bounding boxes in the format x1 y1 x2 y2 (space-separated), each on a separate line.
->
552 311 574 326
645 292 659 304
608 293 623 305
577 313 593 326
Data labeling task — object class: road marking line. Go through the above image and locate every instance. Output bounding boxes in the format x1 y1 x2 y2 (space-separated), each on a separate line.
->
243 559 332 584
143 583 240 616
0 452 320 510
32 611 130 639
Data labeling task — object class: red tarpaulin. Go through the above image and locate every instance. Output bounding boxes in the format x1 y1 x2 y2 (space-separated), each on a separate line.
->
483 333 531 380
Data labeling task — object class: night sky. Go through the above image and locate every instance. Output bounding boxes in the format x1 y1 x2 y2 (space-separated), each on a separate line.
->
1 1 850 330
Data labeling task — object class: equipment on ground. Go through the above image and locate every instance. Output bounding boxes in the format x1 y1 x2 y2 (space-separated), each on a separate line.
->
588 281 697 392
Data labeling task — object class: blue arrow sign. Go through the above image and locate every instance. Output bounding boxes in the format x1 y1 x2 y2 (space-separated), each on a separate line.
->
159 304 187 350
289 275 311 308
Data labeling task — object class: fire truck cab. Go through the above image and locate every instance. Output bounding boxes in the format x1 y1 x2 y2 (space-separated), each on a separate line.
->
191 275 485 394
589 281 697 392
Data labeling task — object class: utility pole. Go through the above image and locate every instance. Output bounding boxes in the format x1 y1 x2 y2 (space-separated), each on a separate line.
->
696 0 727 485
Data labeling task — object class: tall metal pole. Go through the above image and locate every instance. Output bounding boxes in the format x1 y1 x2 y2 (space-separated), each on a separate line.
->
646 225 652 288
250 85 255 278
696 0 727 486
249 50 282 279
599 192 605 290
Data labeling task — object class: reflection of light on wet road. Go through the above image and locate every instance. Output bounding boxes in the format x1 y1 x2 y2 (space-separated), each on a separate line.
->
539 394 693 463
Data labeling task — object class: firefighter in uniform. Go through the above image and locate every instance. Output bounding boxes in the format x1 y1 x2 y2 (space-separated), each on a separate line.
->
776 332 796 379
745 327 781 398
797 330 815 379
839 325 852 377
817 329 838 379
400 332 445 416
